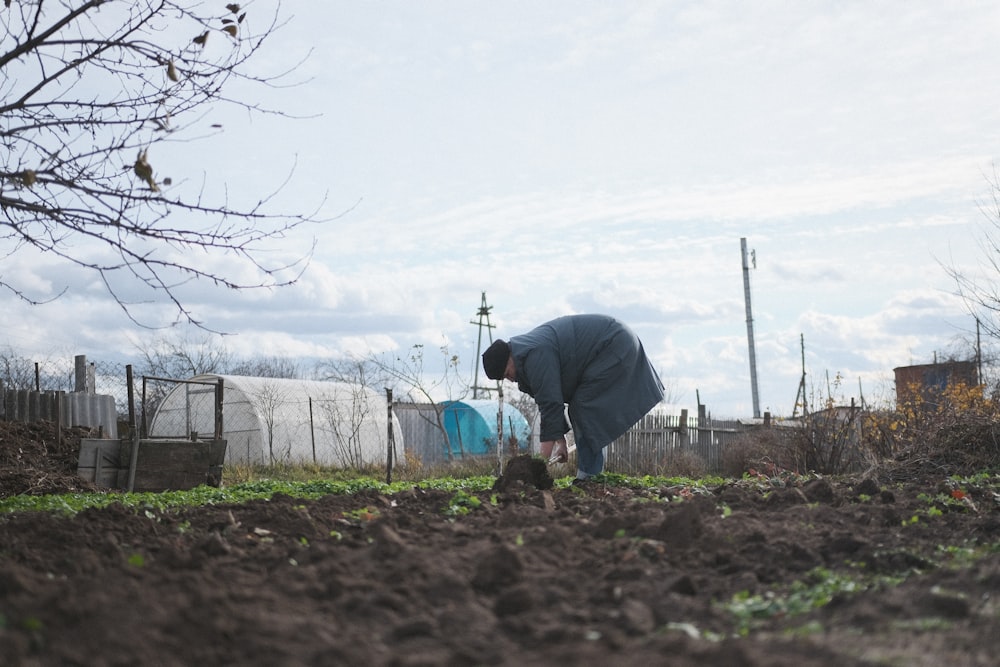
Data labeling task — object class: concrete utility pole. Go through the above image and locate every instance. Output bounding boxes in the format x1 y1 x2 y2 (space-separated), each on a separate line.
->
470 292 497 399
741 238 761 419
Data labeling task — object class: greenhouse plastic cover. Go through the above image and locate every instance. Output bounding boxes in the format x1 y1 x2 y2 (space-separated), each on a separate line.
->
149 374 401 467
440 399 530 457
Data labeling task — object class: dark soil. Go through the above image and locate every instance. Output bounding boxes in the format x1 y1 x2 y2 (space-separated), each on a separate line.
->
2 424 1000 665
0 421 97 498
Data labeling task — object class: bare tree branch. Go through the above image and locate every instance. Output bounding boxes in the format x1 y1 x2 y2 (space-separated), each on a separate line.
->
1 0 327 329
944 164 1000 339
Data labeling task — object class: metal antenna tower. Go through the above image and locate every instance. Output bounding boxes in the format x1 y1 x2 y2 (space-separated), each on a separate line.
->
741 238 761 419
470 292 497 398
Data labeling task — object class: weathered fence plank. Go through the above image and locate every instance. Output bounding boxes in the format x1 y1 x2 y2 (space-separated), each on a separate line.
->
77 438 227 491
604 412 747 475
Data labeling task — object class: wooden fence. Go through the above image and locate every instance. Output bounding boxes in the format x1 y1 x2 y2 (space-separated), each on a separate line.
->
395 402 752 475
604 410 748 475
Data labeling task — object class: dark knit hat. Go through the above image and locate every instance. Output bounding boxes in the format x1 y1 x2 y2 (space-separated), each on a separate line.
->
482 339 511 380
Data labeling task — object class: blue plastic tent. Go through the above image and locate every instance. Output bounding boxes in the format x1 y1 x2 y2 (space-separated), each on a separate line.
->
440 399 531 457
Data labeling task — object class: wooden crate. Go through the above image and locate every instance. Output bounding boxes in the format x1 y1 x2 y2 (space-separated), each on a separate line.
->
78 438 227 492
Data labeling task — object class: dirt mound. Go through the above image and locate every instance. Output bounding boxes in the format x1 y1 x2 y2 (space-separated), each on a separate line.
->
1 421 999 665
493 453 554 492
0 420 98 498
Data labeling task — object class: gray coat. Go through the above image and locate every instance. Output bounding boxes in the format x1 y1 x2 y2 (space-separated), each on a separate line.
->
510 314 664 450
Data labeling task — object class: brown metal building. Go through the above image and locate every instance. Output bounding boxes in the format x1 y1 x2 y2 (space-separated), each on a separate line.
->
893 360 979 407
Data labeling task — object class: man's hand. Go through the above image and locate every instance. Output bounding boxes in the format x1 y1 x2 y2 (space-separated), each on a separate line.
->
540 438 568 463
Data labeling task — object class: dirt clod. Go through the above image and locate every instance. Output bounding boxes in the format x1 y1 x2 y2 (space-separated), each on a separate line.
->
493 453 554 492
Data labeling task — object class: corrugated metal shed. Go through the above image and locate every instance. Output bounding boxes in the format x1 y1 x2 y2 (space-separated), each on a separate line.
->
893 360 979 406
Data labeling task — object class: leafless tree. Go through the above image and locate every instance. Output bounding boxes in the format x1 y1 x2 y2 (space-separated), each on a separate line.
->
0 346 42 391
1 1 328 328
316 387 373 469
383 344 454 461
136 334 234 380
352 343 469 461
244 378 286 464
947 166 1000 343
135 333 300 379
228 355 299 379
314 357 392 390
383 343 468 404
317 346 468 406
0 345 74 392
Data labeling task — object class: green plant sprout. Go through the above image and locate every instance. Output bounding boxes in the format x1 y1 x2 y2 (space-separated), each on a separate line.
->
443 490 482 517
343 507 380 522
725 567 864 636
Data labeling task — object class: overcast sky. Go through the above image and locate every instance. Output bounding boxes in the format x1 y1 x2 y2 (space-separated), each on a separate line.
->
6 1 1000 417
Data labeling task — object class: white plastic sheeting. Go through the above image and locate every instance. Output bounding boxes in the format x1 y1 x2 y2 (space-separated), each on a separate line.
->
148 374 402 467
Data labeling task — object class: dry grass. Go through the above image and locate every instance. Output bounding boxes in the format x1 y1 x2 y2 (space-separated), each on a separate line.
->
223 452 502 485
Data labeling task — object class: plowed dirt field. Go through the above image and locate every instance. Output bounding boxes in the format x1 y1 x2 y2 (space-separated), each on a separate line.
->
1 422 998 665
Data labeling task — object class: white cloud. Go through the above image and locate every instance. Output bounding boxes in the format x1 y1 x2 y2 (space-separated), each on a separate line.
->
5 2 1000 417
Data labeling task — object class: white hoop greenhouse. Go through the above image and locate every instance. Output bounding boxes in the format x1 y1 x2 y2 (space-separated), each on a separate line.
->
148 374 402 468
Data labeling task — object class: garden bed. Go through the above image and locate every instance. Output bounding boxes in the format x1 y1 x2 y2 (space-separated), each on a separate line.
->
1 421 998 665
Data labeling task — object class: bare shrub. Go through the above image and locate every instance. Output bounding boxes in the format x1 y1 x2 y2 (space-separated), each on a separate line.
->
721 428 801 477
658 449 708 478
786 408 871 475
864 382 1000 478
